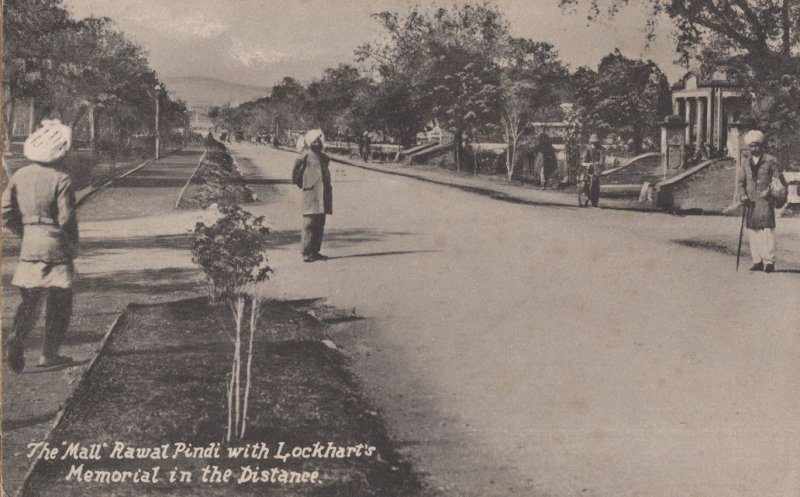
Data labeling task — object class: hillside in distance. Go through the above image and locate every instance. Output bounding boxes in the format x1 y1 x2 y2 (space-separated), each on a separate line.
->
162 76 267 108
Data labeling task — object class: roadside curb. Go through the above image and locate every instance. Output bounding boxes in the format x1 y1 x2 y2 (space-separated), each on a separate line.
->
174 149 208 209
274 146 642 212
75 159 151 208
14 307 131 497
75 148 185 208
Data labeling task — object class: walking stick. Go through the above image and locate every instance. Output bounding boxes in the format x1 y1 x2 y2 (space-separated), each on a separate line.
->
736 203 748 271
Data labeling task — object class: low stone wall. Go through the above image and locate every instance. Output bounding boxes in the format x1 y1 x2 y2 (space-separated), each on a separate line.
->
602 152 663 186
408 142 454 164
653 157 738 213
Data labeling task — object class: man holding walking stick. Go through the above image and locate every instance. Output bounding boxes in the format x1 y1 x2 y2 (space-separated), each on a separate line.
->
737 130 788 273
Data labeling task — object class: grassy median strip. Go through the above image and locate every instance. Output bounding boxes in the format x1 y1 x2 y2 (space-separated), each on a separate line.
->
20 297 433 497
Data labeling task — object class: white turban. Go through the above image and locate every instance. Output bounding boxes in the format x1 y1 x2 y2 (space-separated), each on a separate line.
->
305 129 324 148
24 119 72 163
297 129 325 151
744 130 765 146
295 129 325 151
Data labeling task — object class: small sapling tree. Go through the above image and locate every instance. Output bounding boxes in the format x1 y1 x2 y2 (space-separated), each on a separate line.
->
191 205 271 441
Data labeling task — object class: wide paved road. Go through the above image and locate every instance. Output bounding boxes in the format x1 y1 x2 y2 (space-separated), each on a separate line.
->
234 143 800 497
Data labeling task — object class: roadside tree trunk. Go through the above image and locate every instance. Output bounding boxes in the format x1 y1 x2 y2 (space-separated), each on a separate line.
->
453 130 463 172
3 94 16 159
472 129 478 175
632 134 643 155
502 107 524 181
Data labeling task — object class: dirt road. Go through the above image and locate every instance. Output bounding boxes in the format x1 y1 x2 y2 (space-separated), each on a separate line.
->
236 143 799 497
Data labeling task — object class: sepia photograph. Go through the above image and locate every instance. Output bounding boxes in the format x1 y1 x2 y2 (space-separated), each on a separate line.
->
2 1 799 496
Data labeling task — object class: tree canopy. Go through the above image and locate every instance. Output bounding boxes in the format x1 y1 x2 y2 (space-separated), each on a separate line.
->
213 3 697 173
3 0 187 154
559 0 800 167
572 50 672 153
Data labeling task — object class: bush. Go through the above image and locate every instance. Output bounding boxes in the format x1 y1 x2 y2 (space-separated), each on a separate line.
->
191 204 271 299
178 137 255 209
191 204 272 441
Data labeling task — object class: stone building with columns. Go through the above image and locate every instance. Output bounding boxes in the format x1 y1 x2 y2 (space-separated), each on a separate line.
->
671 71 749 154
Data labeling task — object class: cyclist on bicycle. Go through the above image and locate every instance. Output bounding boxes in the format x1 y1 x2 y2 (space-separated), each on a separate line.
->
580 133 606 207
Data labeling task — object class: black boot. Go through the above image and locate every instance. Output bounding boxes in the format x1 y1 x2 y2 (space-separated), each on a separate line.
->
749 262 764 272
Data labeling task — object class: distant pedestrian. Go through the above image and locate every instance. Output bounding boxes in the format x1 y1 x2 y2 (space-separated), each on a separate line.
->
292 129 332 262
534 133 557 190
581 133 605 207
737 130 787 273
2 119 78 371
684 143 696 167
362 132 371 162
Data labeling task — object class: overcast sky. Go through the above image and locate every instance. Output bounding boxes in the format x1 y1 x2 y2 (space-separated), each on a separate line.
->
64 0 686 88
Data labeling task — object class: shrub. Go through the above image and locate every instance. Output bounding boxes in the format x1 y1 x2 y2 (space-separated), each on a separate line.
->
191 204 272 442
191 204 271 299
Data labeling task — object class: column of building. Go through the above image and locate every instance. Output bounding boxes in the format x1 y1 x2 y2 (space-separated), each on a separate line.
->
696 97 705 150
684 98 693 144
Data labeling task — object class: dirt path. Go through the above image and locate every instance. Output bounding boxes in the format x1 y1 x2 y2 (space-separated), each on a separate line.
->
232 142 800 497
2 149 208 495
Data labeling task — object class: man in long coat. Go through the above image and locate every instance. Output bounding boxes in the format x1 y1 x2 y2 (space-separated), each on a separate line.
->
737 130 787 273
292 129 332 262
533 133 557 190
2 119 78 371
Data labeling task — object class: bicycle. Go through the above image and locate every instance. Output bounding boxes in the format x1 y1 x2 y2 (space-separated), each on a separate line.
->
577 164 600 207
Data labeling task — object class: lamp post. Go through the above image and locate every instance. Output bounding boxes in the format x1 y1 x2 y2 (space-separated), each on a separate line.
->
154 83 163 160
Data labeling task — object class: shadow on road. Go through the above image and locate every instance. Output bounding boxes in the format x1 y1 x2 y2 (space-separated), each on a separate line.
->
60 330 112 346
78 234 192 253
110 176 191 188
75 267 200 295
326 250 438 260
19 358 90 375
267 228 418 250
245 178 293 185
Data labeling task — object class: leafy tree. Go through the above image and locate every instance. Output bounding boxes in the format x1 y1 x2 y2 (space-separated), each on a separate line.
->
207 78 309 143
559 0 798 76
304 64 369 136
2 0 72 143
349 74 426 147
261 78 307 138
355 10 433 146
571 50 672 153
559 0 800 167
192 204 272 441
3 1 185 155
358 4 509 170
498 39 569 180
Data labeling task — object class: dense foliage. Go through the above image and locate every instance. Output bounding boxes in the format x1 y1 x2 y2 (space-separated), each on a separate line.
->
191 204 271 299
2 0 188 156
559 0 800 168
572 50 672 153
211 3 682 176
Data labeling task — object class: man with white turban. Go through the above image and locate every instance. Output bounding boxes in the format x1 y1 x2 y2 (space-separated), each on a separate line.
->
292 129 332 262
2 119 78 371
737 129 788 273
